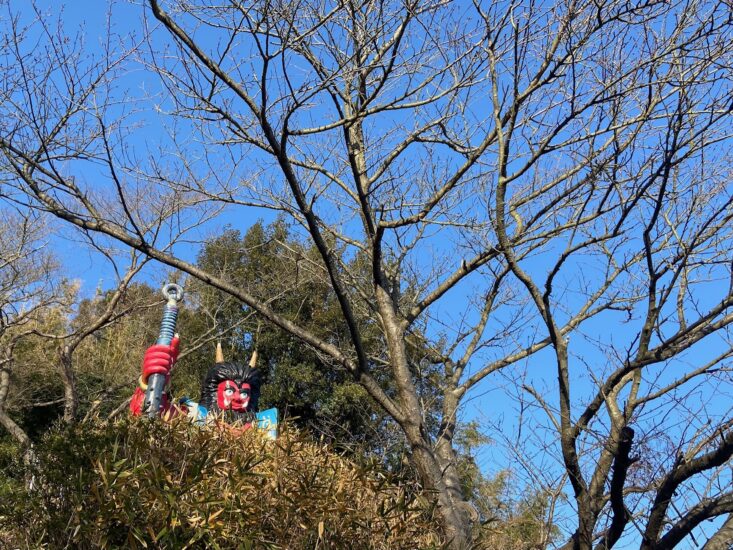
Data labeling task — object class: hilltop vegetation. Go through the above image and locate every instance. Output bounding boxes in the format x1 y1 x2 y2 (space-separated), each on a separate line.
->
2 420 442 549
1 419 550 549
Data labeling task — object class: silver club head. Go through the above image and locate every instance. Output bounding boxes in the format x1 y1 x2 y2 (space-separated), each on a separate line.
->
162 283 184 304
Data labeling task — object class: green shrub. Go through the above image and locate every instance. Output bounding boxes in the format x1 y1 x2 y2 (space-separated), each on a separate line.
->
1 419 443 549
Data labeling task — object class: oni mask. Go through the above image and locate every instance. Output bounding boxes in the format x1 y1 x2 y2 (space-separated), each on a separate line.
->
200 361 260 423
217 380 251 411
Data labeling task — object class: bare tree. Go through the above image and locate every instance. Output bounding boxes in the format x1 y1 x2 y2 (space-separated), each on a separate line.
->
33 254 147 424
0 208 62 454
1 0 732 547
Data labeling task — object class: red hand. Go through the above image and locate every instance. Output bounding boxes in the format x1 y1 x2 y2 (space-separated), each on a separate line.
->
170 335 180 362
130 386 145 416
130 386 173 416
141 336 180 384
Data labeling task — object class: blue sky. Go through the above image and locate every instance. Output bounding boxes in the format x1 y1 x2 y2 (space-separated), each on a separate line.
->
17 0 283 294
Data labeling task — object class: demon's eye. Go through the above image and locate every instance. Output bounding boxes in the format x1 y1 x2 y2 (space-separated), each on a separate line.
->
224 388 235 396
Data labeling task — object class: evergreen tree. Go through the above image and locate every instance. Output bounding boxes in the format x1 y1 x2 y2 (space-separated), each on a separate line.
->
182 220 401 454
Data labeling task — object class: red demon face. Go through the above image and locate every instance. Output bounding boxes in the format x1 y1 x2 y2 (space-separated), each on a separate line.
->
216 380 251 411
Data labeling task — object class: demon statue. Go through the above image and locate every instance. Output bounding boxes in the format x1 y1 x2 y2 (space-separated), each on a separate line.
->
130 339 268 431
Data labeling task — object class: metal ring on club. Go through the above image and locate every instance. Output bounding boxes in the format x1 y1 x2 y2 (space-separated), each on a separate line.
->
161 283 184 303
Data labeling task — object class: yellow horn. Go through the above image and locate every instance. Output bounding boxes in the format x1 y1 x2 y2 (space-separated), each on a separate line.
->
249 349 258 368
215 341 224 364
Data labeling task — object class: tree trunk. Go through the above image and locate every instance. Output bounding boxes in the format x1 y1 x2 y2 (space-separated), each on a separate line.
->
0 367 36 473
435 390 477 525
0 407 30 448
405 421 473 549
702 514 733 550
435 436 471 510
0 368 30 445
374 282 473 548
557 496 596 550
60 346 78 424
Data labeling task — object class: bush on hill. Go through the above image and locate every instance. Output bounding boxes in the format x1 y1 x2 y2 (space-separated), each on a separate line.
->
1 419 444 549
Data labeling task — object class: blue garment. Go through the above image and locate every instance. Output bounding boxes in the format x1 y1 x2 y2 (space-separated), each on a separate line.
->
178 398 278 438
178 397 209 424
